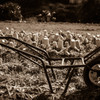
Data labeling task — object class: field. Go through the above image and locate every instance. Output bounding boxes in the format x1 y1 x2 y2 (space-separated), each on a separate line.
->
0 21 100 34
0 21 100 100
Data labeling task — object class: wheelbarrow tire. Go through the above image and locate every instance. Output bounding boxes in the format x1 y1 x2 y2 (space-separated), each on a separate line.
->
83 62 100 88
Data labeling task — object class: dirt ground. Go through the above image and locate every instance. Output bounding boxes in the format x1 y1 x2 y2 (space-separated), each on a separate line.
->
0 21 100 100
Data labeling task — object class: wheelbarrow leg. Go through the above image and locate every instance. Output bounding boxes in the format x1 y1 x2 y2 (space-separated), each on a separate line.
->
51 68 56 80
43 64 53 93
65 60 74 80
65 67 71 80
49 61 56 80
62 68 75 95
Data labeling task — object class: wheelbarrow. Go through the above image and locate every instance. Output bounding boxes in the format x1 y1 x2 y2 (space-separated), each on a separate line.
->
0 36 100 94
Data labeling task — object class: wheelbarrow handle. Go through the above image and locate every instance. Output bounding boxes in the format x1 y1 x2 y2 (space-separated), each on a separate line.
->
0 36 49 59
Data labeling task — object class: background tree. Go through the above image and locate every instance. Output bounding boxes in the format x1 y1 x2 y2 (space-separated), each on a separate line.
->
78 0 100 23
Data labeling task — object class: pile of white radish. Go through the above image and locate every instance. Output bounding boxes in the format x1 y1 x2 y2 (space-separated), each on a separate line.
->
0 27 100 59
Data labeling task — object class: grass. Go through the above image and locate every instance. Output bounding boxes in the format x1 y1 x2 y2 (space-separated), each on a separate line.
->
0 21 100 35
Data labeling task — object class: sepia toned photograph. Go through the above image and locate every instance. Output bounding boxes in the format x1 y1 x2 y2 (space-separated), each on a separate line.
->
0 0 100 100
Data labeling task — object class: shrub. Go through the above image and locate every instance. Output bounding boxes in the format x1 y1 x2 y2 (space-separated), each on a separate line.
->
55 8 67 22
53 3 77 22
66 9 78 22
48 3 56 11
54 3 67 22
0 2 22 21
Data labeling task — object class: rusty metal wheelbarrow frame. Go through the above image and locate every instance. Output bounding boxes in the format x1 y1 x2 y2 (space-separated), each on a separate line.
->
0 36 100 94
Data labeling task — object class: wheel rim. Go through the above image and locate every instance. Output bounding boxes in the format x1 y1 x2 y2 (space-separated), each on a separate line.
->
89 64 100 87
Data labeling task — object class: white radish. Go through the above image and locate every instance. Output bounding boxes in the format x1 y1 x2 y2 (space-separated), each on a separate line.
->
42 36 50 48
32 33 38 43
65 41 69 50
52 41 58 49
76 40 81 49
58 38 64 50
96 38 100 47
0 58 2 65
70 39 76 48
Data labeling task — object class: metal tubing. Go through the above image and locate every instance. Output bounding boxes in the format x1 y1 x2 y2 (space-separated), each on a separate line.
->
0 43 44 64
48 60 56 80
0 36 56 79
27 45 47 59
81 57 85 65
62 68 75 95
42 63 53 93
65 68 71 80
84 47 100 62
0 36 49 58
65 60 74 80
48 57 82 61
18 52 43 68
84 47 100 58
0 43 53 92
46 64 86 69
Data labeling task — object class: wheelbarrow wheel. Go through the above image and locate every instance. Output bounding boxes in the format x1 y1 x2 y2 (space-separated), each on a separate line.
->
83 62 100 88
